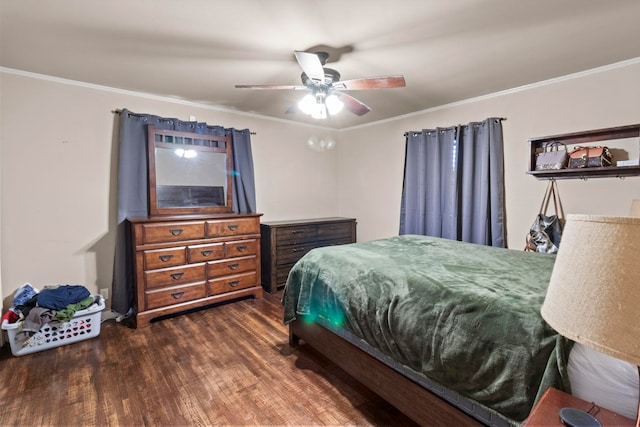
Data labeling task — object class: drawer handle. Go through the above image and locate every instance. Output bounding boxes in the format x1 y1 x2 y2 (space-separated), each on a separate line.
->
159 255 173 262
170 272 184 280
169 228 183 236
228 263 239 270
291 230 304 235
227 224 239 231
171 291 185 299
228 280 240 287
292 248 303 253
236 245 247 252
200 250 213 256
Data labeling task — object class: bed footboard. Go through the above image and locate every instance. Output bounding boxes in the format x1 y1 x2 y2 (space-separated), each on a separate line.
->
288 319 483 427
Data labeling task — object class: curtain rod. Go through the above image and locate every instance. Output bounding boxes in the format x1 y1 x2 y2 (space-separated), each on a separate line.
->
111 109 256 135
403 117 507 137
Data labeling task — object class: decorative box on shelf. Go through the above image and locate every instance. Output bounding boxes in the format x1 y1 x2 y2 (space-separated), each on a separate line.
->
617 159 639 167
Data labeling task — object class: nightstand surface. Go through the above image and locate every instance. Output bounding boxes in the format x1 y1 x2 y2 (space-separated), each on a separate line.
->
523 387 635 427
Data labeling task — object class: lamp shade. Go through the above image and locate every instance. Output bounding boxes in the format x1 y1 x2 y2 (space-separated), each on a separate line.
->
540 214 640 366
630 199 640 217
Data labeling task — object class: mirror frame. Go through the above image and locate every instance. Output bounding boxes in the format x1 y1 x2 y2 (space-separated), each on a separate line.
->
147 125 233 216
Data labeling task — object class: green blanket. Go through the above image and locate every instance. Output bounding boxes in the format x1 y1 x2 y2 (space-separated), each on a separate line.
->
282 235 570 423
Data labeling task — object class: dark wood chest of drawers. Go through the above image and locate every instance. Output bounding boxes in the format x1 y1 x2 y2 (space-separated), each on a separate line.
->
129 214 263 327
260 217 357 293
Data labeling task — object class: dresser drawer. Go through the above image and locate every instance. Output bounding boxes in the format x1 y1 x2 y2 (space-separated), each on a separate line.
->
145 263 206 289
275 238 352 278
276 225 318 244
317 222 354 240
276 264 296 285
316 237 354 248
146 282 206 310
226 239 258 258
142 221 205 244
188 242 225 263
207 217 259 238
208 255 257 277
276 242 316 265
208 272 257 295
144 247 186 270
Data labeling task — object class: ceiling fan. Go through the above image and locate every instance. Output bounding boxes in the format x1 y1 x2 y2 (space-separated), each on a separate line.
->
235 51 406 119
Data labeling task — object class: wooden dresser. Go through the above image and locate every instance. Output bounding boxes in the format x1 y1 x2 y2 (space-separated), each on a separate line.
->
129 214 263 327
260 217 357 293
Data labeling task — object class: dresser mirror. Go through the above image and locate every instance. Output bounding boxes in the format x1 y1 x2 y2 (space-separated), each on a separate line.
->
147 125 233 216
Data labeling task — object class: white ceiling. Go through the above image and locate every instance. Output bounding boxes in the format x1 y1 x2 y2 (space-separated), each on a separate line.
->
2 0 640 129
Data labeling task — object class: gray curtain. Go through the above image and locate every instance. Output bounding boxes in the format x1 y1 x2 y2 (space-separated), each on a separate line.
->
230 128 257 214
111 109 256 315
399 117 506 247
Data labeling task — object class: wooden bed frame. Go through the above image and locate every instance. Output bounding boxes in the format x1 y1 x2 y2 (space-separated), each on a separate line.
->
288 318 484 427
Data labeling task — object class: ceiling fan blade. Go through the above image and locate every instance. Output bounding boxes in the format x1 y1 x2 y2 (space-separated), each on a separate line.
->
235 84 307 90
294 51 325 82
333 75 406 90
336 92 371 116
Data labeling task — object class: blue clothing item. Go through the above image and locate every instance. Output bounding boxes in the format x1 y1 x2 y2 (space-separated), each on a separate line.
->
36 285 91 310
12 283 38 307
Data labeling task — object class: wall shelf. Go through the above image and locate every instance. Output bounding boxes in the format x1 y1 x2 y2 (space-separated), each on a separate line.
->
527 124 640 180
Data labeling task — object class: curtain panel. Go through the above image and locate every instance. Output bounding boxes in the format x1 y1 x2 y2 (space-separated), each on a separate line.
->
111 109 256 315
399 117 506 247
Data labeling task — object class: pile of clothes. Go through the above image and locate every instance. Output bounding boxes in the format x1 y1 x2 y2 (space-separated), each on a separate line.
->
1 283 98 346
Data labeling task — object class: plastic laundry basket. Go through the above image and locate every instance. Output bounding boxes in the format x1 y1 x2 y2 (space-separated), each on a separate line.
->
1 297 105 356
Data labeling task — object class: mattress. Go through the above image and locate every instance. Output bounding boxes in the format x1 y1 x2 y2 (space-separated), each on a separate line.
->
308 315 517 427
283 235 571 424
568 342 638 419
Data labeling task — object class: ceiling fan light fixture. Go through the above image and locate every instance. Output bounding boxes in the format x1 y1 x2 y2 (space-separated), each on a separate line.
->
236 50 404 120
311 102 327 120
298 92 342 119
298 93 316 115
298 92 329 119
325 94 343 115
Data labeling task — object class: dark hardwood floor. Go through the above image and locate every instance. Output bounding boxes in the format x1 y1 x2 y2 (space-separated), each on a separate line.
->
0 291 417 426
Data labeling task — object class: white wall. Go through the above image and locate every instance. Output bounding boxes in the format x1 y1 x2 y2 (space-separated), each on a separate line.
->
1 59 639 308
339 60 640 247
0 71 340 305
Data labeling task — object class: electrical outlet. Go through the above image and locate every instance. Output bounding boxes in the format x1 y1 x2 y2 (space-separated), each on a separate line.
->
99 288 109 300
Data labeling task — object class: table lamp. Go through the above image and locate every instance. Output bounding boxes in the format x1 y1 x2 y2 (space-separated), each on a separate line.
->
540 214 640 427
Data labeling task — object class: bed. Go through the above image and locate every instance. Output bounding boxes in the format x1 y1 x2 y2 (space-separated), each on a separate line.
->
282 235 572 426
